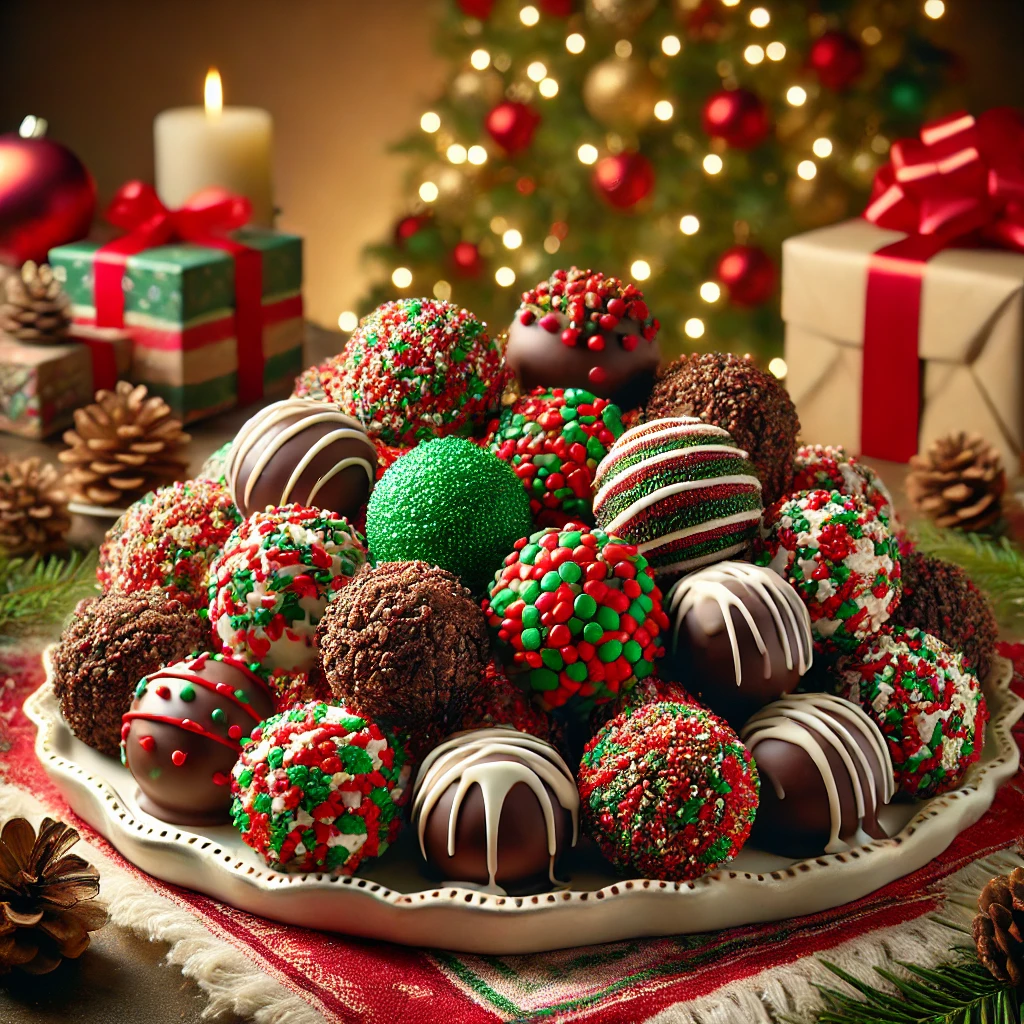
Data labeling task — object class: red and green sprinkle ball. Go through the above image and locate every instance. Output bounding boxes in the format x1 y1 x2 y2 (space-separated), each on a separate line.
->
207 504 366 674
98 479 242 606
487 387 625 528
484 523 668 713
837 625 988 799
230 701 410 874
303 298 508 447
790 443 896 526
578 701 759 881
754 488 901 656
592 416 764 579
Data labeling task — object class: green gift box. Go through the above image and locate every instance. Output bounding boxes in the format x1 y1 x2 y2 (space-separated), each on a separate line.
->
49 228 304 423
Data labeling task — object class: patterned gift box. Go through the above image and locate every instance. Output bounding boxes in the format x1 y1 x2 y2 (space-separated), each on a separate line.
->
0 338 93 439
49 228 304 423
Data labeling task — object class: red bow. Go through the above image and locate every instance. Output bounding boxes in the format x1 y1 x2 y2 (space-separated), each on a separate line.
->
863 107 1024 252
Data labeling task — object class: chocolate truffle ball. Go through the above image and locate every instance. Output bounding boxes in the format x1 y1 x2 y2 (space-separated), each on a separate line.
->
121 652 277 825
891 550 998 679
664 561 813 726
579 701 759 881
226 397 377 520
51 590 206 757
593 416 764 580
365 436 532 593
836 626 988 799
231 702 411 874
316 561 491 753
740 692 894 858
645 352 800 505
506 267 661 410
411 727 579 892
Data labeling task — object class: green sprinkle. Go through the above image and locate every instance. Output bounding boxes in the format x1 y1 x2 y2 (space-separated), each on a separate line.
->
521 627 542 650
211 707 227 725
522 605 541 628
583 622 604 644
530 668 559 690
179 684 196 702
541 571 561 592
541 648 564 670
558 561 582 584
597 606 620 630
598 639 623 662
573 593 597 619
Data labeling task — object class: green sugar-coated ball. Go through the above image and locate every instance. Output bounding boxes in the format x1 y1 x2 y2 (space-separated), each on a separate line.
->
365 437 532 592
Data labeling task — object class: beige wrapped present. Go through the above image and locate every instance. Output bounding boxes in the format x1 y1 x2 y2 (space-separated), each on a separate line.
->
782 218 1024 472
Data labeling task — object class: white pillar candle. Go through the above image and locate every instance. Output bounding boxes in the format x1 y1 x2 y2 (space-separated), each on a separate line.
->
154 69 274 226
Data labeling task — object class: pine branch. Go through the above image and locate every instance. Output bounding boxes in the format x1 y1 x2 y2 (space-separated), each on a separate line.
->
910 521 1024 630
0 549 99 643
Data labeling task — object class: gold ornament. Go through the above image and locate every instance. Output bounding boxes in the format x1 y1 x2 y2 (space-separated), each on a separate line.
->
586 0 657 33
583 56 661 130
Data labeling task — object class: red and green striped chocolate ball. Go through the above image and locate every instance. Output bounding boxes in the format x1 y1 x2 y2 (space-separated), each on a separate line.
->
230 701 411 875
836 626 988 799
578 700 759 881
592 416 763 579
484 523 668 713
487 387 625 528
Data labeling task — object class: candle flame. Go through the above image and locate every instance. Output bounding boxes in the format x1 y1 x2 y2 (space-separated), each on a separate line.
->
204 68 223 117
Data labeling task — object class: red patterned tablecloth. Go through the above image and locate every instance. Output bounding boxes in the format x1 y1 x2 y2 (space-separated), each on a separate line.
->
2 644 1022 1024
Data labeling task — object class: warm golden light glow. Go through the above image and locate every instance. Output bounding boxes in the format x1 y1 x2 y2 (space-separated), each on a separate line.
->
700 281 721 302
662 35 681 57
766 41 786 61
703 154 724 175
204 68 223 117
862 25 882 44
392 267 413 289
684 318 705 339
471 49 491 70
490 216 508 233
750 7 770 27
615 39 633 58
539 77 559 98
797 159 817 180
420 111 441 133
744 44 765 65
786 85 808 106
544 235 560 254
419 181 439 202
503 228 523 249
654 100 674 121
337 311 358 332
433 280 452 301
721 0 740 6
630 260 651 281
679 214 700 235
578 143 599 165
812 137 833 158
467 145 488 165
923 0 945 18
527 61 547 82
566 33 585 54
520 5 539 26
496 266 517 286
768 357 788 379
447 144 468 164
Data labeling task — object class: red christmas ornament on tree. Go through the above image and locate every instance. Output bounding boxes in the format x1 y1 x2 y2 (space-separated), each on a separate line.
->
0 134 96 266
593 152 655 210
808 31 865 91
701 88 771 150
394 214 430 248
451 240 483 277
685 0 728 41
485 101 541 155
715 245 777 307
457 0 494 18
539 0 574 14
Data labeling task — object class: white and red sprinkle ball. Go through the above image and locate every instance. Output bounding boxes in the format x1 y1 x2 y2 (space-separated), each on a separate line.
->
753 488 902 656
790 444 896 526
592 416 764 580
230 701 411 874
206 504 366 676
836 625 989 799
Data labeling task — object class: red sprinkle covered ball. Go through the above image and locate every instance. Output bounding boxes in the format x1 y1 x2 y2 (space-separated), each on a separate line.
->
484 523 668 713
578 700 759 881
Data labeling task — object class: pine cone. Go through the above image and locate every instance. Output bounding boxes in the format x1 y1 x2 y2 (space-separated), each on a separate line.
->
905 432 1006 531
0 817 107 975
0 456 71 555
58 381 191 507
973 866 1024 986
0 261 72 343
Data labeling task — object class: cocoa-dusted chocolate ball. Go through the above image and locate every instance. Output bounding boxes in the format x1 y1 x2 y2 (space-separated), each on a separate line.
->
663 561 813 727
411 728 578 892
506 267 661 410
316 561 490 752
740 693 894 858
645 352 800 505
121 652 277 826
226 397 377 520
51 590 206 757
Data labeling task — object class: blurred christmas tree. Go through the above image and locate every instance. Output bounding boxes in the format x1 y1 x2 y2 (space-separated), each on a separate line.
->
356 0 961 369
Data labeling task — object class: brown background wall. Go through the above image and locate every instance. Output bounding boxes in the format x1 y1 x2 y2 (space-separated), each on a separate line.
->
0 0 1020 330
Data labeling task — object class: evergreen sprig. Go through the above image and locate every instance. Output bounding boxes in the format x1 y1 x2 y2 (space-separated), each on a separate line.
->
910 521 1024 630
0 549 99 643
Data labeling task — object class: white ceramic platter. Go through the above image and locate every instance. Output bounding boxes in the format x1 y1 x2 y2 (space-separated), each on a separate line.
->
26 655 1023 955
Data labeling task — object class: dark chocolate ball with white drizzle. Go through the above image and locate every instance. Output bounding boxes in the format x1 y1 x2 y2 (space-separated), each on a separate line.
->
740 692 894 858
226 397 377 519
411 727 579 893
663 561 813 727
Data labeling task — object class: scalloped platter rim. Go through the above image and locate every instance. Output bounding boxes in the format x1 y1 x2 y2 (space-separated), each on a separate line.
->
25 648 1023 955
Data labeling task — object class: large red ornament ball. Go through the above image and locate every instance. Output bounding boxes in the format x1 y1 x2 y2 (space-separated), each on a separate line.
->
715 245 777 307
452 240 482 277
457 0 494 17
593 152 655 209
809 30 865 91
701 88 771 150
0 134 96 265
486 101 541 155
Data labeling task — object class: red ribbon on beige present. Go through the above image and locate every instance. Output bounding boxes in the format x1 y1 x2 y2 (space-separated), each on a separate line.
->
859 108 1024 461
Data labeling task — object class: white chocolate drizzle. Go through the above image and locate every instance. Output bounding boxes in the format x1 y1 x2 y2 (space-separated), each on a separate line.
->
741 693 894 853
411 727 579 894
666 561 813 687
227 397 376 512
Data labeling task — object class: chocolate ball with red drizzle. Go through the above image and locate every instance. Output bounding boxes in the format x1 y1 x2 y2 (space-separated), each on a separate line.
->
486 387 625 528
121 652 277 826
506 268 661 410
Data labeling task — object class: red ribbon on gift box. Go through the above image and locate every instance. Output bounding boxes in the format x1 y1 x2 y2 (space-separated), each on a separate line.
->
859 107 1024 462
94 182 265 407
